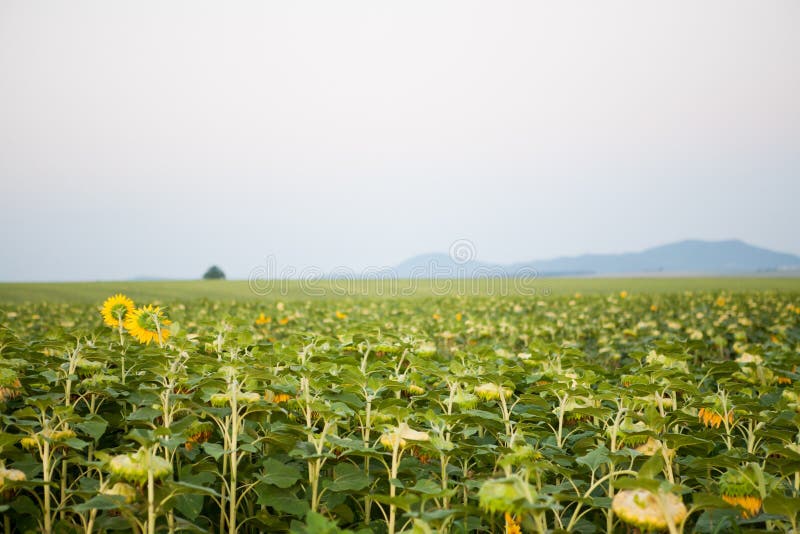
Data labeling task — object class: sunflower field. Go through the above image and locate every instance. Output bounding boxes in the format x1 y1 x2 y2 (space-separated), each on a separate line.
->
0 289 799 533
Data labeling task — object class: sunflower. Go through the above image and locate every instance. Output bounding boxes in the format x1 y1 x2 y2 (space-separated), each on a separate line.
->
184 421 214 451
101 294 135 328
719 469 762 518
264 390 293 404
698 407 734 428
612 489 687 531
124 305 171 345
0 467 26 501
108 448 172 486
101 482 138 504
504 513 522 534
475 383 513 402
0 369 23 403
379 423 430 449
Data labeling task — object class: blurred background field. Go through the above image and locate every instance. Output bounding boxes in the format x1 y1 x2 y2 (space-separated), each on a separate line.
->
1 277 799 304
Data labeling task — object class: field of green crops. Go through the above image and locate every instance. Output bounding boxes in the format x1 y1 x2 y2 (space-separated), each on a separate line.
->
0 282 799 533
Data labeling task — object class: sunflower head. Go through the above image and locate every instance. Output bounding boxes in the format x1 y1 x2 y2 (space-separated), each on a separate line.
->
124 305 171 345
719 469 763 518
0 467 26 501
379 423 430 450
185 421 214 451
504 513 522 534
101 294 135 328
108 449 172 486
0 369 23 403
698 406 734 428
478 476 537 515
612 489 687 531
101 482 138 504
475 383 513 402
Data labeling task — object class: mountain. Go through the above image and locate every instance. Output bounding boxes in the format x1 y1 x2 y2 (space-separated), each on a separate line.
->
394 240 800 277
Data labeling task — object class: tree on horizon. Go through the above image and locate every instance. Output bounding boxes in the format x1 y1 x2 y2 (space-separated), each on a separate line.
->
203 265 225 280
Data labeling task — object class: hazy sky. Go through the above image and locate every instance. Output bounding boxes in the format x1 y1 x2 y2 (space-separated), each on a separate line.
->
1 1 798 281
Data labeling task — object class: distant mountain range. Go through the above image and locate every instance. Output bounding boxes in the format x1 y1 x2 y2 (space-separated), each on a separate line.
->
393 240 800 277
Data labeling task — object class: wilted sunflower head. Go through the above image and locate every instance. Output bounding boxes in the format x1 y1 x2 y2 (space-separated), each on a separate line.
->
108 449 172 486
265 390 293 404
101 294 135 328
617 419 651 448
504 513 522 534
612 489 687 531
101 482 138 504
0 467 26 501
379 423 430 450
478 476 537 515
475 383 513 402
124 305 171 345
698 406 734 428
0 368 23 403
719 468 765 518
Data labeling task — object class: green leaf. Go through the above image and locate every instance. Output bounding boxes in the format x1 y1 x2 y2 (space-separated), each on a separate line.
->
576 445 609 472
325 463 369 492
127 407 161 422
255 484 309 517
72 495 125 512
692 493 733 510
202 442 225 460
638 453 664 479
63 437 89 450
408 478 447 495
291 511 354 534
261 458 302 488
76 417 108 442
764 494 800 520
173 494 204 521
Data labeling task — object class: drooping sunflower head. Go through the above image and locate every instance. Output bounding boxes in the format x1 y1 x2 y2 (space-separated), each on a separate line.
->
617 419 651 448
698 406 734 429
101 482 138 504
0 369 23 403
478 476 537 515
612 489 687 531
108 448 172 486
0 467 26 501
379 423 430 450
184 421 214 451
719 469 763 518
124 305 171 345
504 513 522 534
101 294 135 328
475 383 513 402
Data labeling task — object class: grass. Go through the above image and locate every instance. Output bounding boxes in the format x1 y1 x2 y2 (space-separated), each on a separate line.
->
0 277 799 304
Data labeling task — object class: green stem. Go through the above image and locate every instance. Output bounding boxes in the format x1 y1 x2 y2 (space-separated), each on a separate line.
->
228 390 239 534
147 462 156 534
42 441 52 534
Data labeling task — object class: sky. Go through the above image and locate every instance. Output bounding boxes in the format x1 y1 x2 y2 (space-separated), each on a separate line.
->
1 1 798 281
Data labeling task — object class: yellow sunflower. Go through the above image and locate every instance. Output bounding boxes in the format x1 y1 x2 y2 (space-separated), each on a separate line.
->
698 407 734 428
255 313 272 325
124 305 171 345
101 294 135 328
504 513 522 534
612 489 687 531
